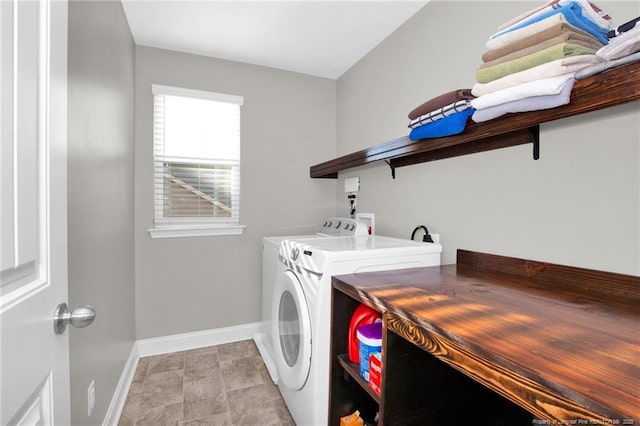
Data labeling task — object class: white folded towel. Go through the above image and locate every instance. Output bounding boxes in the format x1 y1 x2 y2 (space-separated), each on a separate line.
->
596 24 640 61
472 77 575 123
471 73 575 110
575 51 640 80
472 55 601 97
496 0 611 34
558 0 610 30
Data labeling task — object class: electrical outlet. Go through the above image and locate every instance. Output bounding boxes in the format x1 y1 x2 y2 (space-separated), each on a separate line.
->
88 380 95 417
355 212 375 235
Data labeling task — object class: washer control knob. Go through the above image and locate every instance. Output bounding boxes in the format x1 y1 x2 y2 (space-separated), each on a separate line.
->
291 248 300 261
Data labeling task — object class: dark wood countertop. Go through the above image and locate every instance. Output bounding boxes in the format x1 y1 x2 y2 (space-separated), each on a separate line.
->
332 250 640 422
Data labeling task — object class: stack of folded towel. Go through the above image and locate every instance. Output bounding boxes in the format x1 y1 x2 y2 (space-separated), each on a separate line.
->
407 89 476 141
405 1 638 140
471 0 612 123
576 16 640 79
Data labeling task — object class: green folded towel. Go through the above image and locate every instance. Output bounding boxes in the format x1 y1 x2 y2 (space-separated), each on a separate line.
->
476 43 596 84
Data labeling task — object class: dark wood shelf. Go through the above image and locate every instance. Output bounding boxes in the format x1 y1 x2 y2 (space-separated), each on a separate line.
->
330 250 640 423
311 61 640 179
337 354 381 404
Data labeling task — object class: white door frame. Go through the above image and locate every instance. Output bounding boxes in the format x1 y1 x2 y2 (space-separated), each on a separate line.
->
49 0 71 423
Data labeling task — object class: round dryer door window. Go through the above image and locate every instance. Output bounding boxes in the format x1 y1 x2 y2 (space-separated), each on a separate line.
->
272 270 311 391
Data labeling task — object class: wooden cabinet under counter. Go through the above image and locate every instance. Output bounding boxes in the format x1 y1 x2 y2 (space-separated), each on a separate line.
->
329 249 639 425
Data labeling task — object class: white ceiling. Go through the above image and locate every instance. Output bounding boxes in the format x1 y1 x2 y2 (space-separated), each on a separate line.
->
121 1 428 79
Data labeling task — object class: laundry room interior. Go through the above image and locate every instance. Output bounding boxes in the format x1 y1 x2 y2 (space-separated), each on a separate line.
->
2 0 639 425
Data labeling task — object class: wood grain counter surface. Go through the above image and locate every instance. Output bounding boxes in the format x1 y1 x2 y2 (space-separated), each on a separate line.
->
332 250 640 423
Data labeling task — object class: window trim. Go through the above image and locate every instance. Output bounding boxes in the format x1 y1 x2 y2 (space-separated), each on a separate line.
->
148 224 246 239
148 84 244 239
152 84 244 106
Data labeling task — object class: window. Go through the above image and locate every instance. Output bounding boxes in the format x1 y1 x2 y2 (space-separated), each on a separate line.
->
149 85 244 238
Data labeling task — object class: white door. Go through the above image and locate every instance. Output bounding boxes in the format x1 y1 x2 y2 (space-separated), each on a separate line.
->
272 270 312 391
1 0 70 424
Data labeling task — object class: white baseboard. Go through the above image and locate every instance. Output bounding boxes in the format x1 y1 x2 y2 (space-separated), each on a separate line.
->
102 342 139 426
102 322 264 425
136 321 264 357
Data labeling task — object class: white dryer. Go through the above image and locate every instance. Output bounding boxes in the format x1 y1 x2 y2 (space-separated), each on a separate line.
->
255 218 368 383
272 234 442 426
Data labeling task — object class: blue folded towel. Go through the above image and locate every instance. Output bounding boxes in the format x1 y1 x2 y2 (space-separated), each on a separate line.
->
491 2 609 45
408 108 474 141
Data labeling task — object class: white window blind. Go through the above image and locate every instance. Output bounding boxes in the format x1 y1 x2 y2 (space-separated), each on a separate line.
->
152 85 243 236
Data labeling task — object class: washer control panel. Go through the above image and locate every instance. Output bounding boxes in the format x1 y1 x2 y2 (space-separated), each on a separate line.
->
318 217 369 237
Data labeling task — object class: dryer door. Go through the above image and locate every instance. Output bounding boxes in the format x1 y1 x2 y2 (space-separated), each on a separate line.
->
272 270 312 391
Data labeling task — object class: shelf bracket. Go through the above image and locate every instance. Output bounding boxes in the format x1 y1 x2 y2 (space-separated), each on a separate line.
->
385 160 396 179
530 125 540 160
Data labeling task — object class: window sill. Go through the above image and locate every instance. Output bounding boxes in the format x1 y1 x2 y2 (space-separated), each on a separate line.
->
148 225 245 239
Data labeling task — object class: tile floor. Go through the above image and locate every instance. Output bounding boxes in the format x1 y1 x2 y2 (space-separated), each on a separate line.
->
118 340 295 426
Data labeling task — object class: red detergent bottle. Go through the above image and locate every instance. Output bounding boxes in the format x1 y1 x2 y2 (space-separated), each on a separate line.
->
348 304 381 363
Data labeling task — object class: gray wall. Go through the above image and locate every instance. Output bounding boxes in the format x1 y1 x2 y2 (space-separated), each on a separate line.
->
337 1 640 275
134 47 337 339
67 1 136 424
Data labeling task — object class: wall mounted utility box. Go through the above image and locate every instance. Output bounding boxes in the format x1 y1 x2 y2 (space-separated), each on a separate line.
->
345 177 360 193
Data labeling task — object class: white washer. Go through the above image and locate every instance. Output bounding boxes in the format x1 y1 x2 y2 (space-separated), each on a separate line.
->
272 234 442 426
255 218 368 383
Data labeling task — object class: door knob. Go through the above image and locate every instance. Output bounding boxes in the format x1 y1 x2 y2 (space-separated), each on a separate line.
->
54 303 96 334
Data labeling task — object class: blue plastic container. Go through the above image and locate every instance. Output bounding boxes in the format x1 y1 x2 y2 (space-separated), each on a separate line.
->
357 321 382 382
